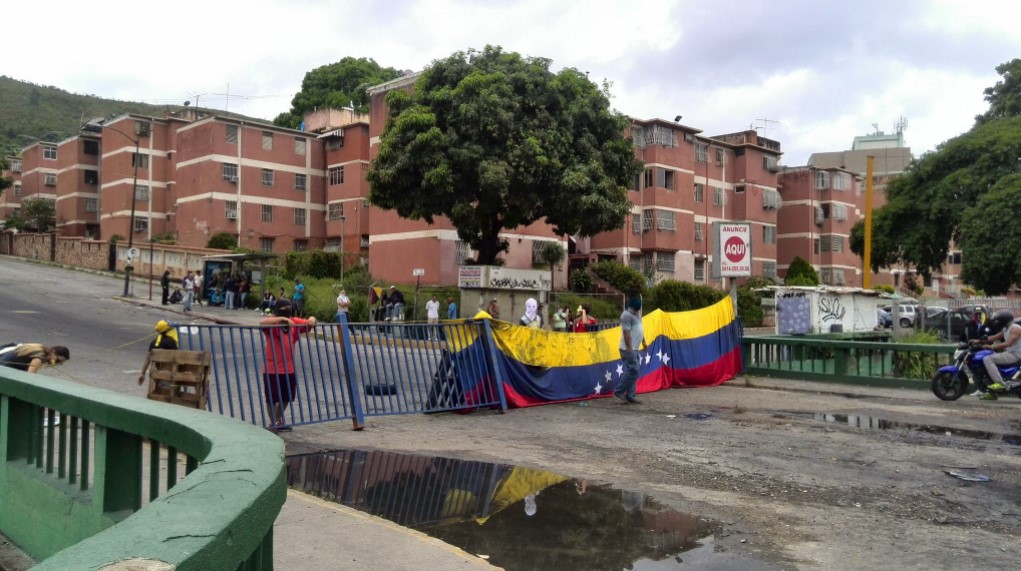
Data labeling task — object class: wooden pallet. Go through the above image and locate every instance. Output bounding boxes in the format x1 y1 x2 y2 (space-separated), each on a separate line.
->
147 349 211 410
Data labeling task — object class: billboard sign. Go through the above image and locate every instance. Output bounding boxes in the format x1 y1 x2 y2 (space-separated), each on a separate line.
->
711 222 752 278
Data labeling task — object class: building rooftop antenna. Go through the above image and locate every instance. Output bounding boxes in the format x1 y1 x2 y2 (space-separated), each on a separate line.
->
895 116 908 134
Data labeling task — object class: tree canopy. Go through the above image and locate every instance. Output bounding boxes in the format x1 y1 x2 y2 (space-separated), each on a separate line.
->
850 59 1021 295
366 45 643 265
273 57 401 129
784 255 820 286
0 156 11 198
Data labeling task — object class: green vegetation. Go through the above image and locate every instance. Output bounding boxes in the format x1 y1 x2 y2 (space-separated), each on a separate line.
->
4 197 55 232
784 255 820 286
273 57 400 128
0 157 12 197
892 330 941 379
206 232 238 250
589 261 646 296
367 45 643 265
850 59 1021 294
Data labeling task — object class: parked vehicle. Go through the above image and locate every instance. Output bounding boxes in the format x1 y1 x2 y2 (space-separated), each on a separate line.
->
882 304 919 328
923 305 990 341
931 342 1021 401
876 307 893 328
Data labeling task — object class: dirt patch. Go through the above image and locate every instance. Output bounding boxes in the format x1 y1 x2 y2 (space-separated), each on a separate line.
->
288 377 1021 570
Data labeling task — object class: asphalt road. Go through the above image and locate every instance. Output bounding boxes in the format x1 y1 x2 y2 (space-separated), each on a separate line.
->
0 257 194 393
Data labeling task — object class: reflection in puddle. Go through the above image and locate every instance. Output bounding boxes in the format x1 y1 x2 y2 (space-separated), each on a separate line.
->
781 411 1021 446
287 449 775 570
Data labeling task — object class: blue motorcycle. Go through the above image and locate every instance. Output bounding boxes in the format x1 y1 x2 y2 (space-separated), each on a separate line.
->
931 342 1021 400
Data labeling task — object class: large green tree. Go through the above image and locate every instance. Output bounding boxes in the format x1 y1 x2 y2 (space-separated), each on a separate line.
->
274 57 401 128
366 46 643 265
850 60 1021 294
21 197 55 232
0 156 12 198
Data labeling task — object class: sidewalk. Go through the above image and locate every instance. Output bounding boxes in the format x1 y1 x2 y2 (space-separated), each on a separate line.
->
125 294 500 570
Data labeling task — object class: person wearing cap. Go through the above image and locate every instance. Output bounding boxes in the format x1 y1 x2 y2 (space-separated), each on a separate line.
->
137 320 179 385
260 298 317 432
486 298 501 320
0 343 70 374
614 296 647 404
387 285 405 321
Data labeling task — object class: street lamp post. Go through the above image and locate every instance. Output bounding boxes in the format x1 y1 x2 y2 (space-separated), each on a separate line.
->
83 122 141 296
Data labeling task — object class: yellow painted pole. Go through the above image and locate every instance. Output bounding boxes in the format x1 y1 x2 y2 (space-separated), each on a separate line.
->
863 156 875 289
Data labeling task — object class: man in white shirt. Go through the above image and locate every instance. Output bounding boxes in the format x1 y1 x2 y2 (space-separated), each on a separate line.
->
425 294 441 340
335 288 350 322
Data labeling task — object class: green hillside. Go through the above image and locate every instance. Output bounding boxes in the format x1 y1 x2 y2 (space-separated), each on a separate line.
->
0 76 264 155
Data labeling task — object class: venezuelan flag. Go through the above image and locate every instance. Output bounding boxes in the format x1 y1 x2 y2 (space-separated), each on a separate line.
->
487 297 742 407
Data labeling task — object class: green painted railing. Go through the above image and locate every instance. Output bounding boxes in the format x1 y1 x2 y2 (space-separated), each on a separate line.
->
0 365 286 570
741 336 956 389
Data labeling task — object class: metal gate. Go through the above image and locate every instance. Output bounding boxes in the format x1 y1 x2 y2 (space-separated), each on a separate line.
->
177 317 507 430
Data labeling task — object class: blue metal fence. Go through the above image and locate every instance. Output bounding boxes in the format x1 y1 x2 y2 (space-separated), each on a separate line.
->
177 317 507 430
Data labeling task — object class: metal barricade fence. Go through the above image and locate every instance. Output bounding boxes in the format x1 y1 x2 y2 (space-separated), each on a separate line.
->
177 317 507 429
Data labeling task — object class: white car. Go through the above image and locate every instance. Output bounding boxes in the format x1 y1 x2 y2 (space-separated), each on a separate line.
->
882 304 918 328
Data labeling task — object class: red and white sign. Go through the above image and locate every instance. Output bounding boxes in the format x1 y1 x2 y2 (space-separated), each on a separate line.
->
716 223 752 277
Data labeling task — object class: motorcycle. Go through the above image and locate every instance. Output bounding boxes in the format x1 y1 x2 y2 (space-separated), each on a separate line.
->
931 341 1021 401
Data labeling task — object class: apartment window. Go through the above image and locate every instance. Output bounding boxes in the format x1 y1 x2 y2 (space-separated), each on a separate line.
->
44 173 57 186
134 217 149 233
131 153 149 169
762 189 780 209
531 241 546 264
735 184 746 194
326 238 341 252
763 225 776 244
261 169 274 187
948 252 962 265
643 168 653 189
715 148 726 166
630 172 641 191
642 253 654 274
11 159 22 173
832 172 851 191
695 142 708 163
222 162 238 181
763 155 779 172
329 166 344 185
134 185 150 201
713 187 725 206
631 213 641 234
360 235 370 248
819 267 832 285
84 170 98 185
260 237 274 252
629 257 642 271
814 238 820 254
14 184 22 197
820 236 831 252
694 183 704 203
656 253 675 272
832 204 847 220
831 235 844 252
225 124 238 144
294 208 307 226
85 197 98 212
763 261 777 279
642 210 654 232
656 168 675 190
294 239 308 251
833 268 846 285
43 145 57 160
134 120 151 137
225 201 238 220
655 210 675 231
695 222 704 241
262 131 273 150
328 203 344 221
294 137 307 156
261 204 273 222
327 138 343 151
295 173 307 191
694 259 706 282
83 140 99 155
814 171 830 189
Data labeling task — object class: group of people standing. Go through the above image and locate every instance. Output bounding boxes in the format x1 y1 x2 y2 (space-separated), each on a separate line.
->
511 300 597 333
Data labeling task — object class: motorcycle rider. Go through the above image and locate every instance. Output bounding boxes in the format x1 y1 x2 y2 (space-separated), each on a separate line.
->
977 309 1021 399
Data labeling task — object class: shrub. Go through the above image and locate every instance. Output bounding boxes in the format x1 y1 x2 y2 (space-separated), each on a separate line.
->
206 232 237 250
589 261 647 296
647 280 725 312
873 284 895 294
284 250 343 280
569 270 594 293
892 330 941 379
551 292 621 320
785 256 819 285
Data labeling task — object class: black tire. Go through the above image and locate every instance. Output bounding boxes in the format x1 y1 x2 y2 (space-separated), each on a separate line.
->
900 317 912 328
931 370 969 401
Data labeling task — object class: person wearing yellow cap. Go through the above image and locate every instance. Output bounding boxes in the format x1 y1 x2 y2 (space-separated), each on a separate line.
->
138 320 179 385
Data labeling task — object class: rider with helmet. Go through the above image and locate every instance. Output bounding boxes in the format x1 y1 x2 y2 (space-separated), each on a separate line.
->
979 309 1021 398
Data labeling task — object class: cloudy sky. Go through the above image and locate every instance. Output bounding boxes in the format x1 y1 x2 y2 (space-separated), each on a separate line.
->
6 0 1020 165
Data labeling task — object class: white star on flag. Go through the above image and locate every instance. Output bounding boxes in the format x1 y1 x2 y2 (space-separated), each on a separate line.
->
616 363 624 377
659 351 670 365
644 353 652 365
604 370 612 382
594 382 603 394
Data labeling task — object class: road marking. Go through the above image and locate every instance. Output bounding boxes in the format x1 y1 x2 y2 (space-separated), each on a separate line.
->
11 310 40 314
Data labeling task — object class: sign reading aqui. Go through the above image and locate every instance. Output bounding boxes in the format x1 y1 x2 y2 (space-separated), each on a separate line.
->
711 222 752 278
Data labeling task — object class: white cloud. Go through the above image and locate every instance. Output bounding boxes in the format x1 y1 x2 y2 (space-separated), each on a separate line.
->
6 0 1021 164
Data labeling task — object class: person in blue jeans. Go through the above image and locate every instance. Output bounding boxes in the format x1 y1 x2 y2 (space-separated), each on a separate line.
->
447 297 458 319
614 296 647 404
292 278 306 317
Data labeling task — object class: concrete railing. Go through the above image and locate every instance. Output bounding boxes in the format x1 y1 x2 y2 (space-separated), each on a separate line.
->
0 365 285 570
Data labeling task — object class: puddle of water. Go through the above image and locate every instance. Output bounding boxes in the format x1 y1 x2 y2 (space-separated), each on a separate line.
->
287 449 775 570
683 412 718 421
777 411 1021 446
